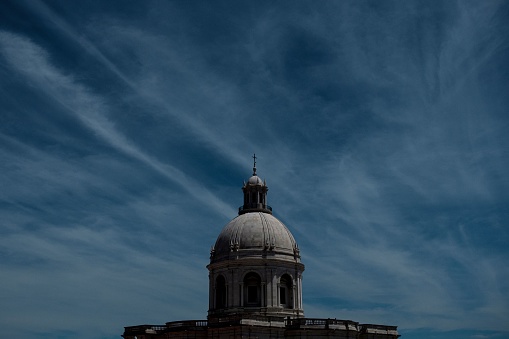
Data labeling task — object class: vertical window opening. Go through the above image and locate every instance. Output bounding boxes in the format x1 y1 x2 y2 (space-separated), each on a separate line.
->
280 274 293 309
279 287 286 304
248 286 258 303
244 272 261 307
215 275 226 309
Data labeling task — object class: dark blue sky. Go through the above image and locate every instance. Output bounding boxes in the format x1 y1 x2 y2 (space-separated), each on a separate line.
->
1 1 508 338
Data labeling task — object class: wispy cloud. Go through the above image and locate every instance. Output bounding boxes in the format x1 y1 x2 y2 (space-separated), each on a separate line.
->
0 30 235 218
18 0 255 172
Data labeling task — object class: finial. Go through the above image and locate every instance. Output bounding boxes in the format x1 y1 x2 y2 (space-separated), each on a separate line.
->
252 153 257 175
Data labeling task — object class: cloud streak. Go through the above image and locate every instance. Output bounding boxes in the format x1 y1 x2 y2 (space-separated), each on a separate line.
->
0 30 235 218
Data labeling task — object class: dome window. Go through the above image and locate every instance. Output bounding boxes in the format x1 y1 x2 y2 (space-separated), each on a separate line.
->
279 274 293 309
215 275 227 309
244 272 261 307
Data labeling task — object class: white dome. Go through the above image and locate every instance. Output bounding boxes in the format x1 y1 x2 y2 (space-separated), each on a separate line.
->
247 175 264 186
211 212 300 263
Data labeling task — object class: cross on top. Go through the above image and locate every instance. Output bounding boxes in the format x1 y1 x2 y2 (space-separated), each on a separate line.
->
252 153 257 175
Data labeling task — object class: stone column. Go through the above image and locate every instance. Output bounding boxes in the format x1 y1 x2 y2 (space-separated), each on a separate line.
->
225 283 229 307
298 274 303 311
231 268 240 307
292 285 296 309
277 281 281 306
261 282 266 307
209 273 214 311
240 282 244 307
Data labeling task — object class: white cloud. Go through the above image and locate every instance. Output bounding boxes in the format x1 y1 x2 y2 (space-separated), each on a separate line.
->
0 30 235 218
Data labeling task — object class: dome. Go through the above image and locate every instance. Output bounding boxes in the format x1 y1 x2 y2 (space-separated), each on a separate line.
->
210 212 300 264
207 158 305 320
247 175 264 186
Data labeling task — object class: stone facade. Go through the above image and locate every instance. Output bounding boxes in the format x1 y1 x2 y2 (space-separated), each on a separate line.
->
122 160 400 339
123 319 399 339
208 212 305 320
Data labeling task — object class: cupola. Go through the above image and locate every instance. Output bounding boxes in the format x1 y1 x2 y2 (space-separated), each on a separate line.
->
239 154 272 215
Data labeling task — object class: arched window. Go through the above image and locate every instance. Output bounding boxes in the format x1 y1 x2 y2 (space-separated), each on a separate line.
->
244 272 261 307
279 274 293 308
215 275 227 309
251 192 257 205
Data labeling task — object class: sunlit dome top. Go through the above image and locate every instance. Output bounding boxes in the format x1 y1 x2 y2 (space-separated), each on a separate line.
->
210 212 300 264
247 175 264 186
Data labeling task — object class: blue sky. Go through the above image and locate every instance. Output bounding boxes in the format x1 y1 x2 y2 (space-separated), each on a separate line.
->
1 1 508 338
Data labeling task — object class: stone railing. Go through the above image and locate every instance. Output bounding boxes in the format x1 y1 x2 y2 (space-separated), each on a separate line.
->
124 321 208 337
285 318 359 331
166 319 208 328
124 317 398 338
359 323 399 336
123 324 167 335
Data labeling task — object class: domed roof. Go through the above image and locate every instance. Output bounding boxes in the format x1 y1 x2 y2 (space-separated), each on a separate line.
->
211 212 300 263
247 175 264 186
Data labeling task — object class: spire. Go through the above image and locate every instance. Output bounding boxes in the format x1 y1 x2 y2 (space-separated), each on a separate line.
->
252 153 257 175
239 154 272 215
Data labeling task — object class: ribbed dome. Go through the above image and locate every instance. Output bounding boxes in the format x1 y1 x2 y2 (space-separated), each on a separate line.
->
211 212 300 263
